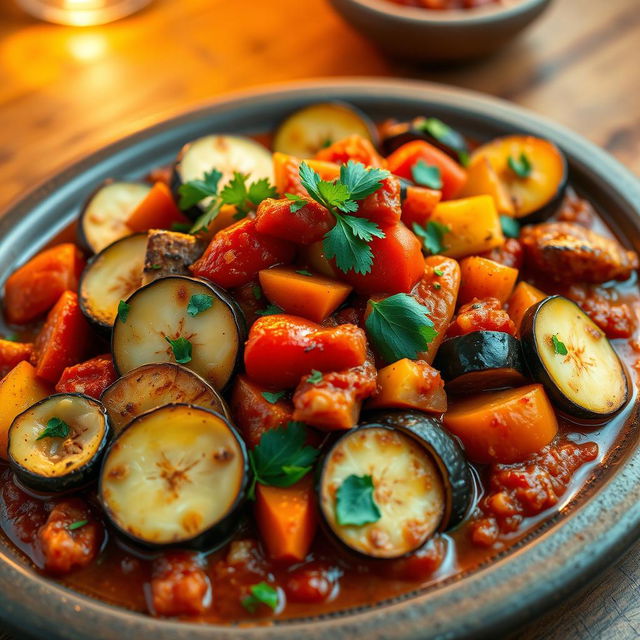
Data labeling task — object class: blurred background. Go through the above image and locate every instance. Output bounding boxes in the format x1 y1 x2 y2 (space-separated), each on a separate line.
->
0 0 639 638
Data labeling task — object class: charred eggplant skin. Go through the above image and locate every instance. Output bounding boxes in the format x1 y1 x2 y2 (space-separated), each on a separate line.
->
99 403 248 551
520 295 630 420
434 331 528 394
8 393 111 493
362 410 473 530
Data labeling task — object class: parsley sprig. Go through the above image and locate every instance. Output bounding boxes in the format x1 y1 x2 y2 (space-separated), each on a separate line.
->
336 474 381 526
292 161 389 275
36 417 70 441
178 169 277 233
241 582 280 613
508 153 533 178
365 293 438 363
552 334 568 355
413 220 450 255
248 422 319 499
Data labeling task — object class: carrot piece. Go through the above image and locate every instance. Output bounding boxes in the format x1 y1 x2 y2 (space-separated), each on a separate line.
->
259 267 353 323
507 282 547 334
400 185 442 228
230 375 293 448
458 256 519 306
459 157 515 215
443 384 558 464
34 291 90 384
3 243 85 324
126 182 188 232
0 340 34 378
429 195 505 259
255 475 317 565
0 361 52 459
367 358 447 413
273 152 340 197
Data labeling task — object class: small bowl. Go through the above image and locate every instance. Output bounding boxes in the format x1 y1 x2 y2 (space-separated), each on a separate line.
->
328 0 552 63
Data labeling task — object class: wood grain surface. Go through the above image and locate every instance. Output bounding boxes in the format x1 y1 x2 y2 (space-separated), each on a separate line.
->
0 0 639 638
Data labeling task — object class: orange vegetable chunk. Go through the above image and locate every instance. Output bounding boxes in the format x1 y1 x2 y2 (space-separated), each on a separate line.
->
126 182 188 232
443 384 558 464
458 256 519 306
459 156 515 215
0 340 34 378
507 282 547 334
255 475 317 565
259 267 352 323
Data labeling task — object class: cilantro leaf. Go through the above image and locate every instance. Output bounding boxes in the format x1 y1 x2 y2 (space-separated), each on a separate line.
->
335 474 381 526
413 220 450 255
36 417 70 441
366 293 438 363
256 304 283 317
411 160 443 190
552 335 568 355
248 422 319 498
433 267 444 276
117 300 130 324
416 117 469 165
165 336 192 364
339 161 389 201
306 369 323 384
171 221 193 233
285 193 308 213
299 162 324 203
189 201 221 234
187 294 214 317
251 284 263 300
241 582 279 613
341 215 385 242
295 269 313 276
220 172 277 218
68 520 88 531
323 217 374 275
261 390 286 404
317 180 353 210
508 153 533 178
500 215 521 239
178 169 223 210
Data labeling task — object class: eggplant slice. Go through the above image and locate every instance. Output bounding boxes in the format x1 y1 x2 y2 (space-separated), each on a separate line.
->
79 233 147 329
78 181 151 254
99 404 247 549
470 135 567 223
8 394 110 492
142 229 205 286
364 410 472 530
172 135 273 217
273 102 377 158
101 362 230 434
434 331 528 394
520 295 629 420
319 425 446 560
112 276 246 391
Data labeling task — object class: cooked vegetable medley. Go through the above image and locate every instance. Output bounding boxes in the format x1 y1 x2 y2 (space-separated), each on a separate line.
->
0 102 637 623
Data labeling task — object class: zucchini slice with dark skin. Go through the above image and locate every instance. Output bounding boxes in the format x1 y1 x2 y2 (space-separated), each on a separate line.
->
8 393 110 493
520 295 629 420
434 331 528 394
101 362 230 434
99 404 248 549
470 135 568 223
112 276 246 391
364 410 472 530
171 135 273 218
273 102 378 158
77 180 151 254
79 233 147 330
318 425 446 560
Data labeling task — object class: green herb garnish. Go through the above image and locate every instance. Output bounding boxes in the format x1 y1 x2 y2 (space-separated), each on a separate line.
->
187 294 214 317
416 117 470 166
413 220 450 255
241 582 280 613
165 336 192 364
256 304 284 317
68 520 88 531
335 474 381 526
508 153 533 178
117 300 130 323
36 417 70 441
411 160 443 190
306 369 323 384
552 335 568 355
433 267 444 277
261 390 286 404
500 215 521 239
295 269 313 276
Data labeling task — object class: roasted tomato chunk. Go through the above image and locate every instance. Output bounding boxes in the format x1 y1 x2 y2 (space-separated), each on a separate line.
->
447 297 516 338
284 562 338 604
55 354 117 399
356 176 402 226
255 198 334 245
314 135 385 168
38 499 103 575
150 551 211 617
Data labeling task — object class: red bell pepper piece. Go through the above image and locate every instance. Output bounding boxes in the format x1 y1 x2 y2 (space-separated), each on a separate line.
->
55 354 117 399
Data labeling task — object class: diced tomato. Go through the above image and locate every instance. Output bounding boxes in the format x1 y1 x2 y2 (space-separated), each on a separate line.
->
356 176 402 226
230 375 294 448
284 562 337 603
190 219 296 288
33 291 90 384
447 297 516 338
244 315 367 388
400 184 442 228
314 135 385 168
0 340 34 378
255 198 334 245
55 354 117 399
3 243 85 324
339 222 424 295
150 551 211 617
386 140 467 200
38 498 103 575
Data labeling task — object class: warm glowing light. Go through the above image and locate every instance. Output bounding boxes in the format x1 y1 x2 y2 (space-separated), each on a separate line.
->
67 33 108 62
15 0 152 26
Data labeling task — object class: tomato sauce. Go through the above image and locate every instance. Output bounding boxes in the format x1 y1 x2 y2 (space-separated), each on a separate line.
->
387 0 502 10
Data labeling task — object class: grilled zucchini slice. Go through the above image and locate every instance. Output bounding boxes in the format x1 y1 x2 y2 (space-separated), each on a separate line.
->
112 276 245 391
99 404 247 549
8 393 110 492
101 363 229 434
79 233 147 329
78 181 151 254
520 295 629 420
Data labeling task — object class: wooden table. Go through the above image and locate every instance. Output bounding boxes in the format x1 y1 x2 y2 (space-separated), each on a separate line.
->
0 0 639 637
